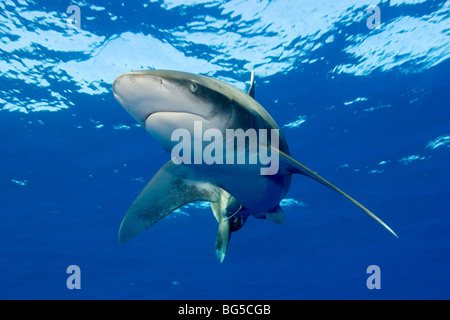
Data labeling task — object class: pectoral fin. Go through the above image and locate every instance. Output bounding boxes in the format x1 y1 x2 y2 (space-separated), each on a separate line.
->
215 219 231 263
118 160 220 243
210 188 244 262
278 150 398 238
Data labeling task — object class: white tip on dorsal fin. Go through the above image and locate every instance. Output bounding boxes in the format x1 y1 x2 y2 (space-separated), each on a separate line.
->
247 70 255 98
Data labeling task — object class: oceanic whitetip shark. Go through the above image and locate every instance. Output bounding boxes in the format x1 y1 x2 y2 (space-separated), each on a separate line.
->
112 70 397 262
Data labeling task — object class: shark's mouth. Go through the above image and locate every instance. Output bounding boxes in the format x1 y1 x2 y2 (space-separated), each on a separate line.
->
145 110 209 124
145 111 209 132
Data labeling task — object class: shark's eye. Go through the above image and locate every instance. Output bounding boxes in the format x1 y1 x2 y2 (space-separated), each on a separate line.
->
190 83 198 93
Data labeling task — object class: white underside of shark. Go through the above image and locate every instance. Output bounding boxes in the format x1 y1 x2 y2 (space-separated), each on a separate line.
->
112 69 397 262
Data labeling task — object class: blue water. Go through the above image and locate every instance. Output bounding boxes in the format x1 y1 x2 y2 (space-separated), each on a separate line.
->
1 0 449 300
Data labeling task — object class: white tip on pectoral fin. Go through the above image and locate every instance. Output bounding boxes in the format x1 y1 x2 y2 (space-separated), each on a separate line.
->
118 160 220 244
210 189 242 262
215 219 231 263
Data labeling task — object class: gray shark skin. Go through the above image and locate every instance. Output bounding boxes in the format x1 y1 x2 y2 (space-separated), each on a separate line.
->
112 70 397 262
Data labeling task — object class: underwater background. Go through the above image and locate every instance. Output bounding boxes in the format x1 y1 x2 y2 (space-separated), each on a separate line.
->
0 0 449 299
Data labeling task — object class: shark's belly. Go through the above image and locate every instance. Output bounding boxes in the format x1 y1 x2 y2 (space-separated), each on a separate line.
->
198 163 291 213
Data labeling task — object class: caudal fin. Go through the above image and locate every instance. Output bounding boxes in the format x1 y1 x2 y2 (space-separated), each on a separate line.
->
279 150 398 238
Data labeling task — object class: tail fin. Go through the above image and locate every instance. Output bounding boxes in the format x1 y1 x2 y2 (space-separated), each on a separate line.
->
279 150 398 238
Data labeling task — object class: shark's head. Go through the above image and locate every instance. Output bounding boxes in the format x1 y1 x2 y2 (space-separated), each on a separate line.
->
113 70 237 150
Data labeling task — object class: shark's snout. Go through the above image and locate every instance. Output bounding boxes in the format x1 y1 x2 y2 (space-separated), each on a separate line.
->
113 70 216 131
113 72 164 126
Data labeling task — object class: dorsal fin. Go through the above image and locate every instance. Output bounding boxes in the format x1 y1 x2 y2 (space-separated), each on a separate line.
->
247 70 255 98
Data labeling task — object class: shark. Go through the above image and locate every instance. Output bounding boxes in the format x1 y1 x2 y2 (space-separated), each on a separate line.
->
112 70 397 262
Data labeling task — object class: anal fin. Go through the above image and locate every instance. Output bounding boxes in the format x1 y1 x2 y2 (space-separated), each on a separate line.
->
254 205 286 225
265 205 286 225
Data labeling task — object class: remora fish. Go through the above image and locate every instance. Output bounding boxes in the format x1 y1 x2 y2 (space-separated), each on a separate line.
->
112 70 397 262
